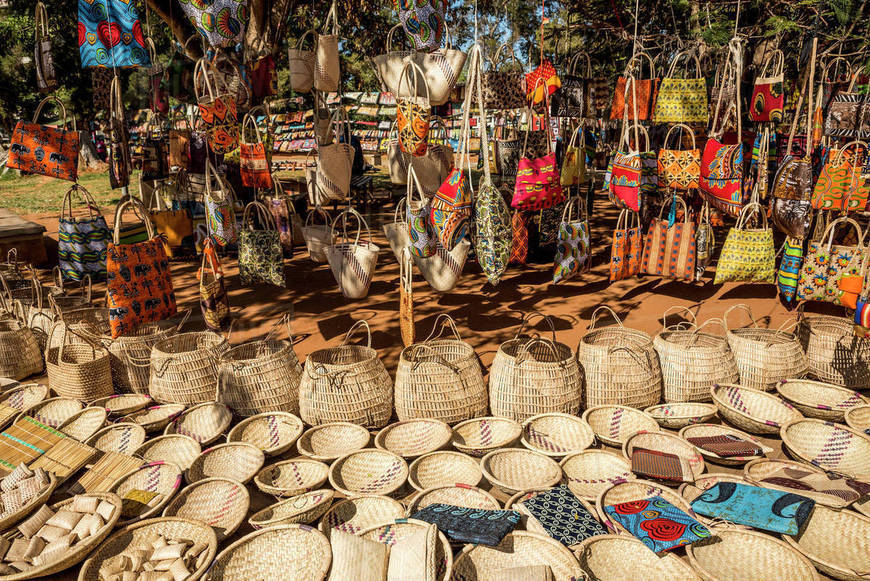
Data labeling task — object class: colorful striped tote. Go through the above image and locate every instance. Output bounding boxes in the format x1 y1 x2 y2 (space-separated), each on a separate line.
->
777 236 804 305
640 196 696 281
58 184 110 282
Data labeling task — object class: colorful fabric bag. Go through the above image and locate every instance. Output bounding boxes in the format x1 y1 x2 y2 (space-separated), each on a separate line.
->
749 49 785 123
394 0 446 52
560 125 587 187
511 84 563 211
77 0 150 68
239 202 285 288
195 58 239 155
396 61 432 157
149 184 193 260
204 161 238 247
610 53 658 121
630 448 692 483
510 211 529 265
607 120 652 213
690 482 814 535
406 165 437 258
552 197 590 284
198 237 229 331
714 202 776 285
240 114 273 190
58 185 110 282
474 180 512 286
34 2 58 93
603 496 711 553
772 99 815 239
640 196 696 281
178 0 247 49
778 236 804 304
550 51 592 119
411 503 521 547
7 96 80 182
657 123 700 190
811 142 870 211
482 44 527 111
525 59 560 106
652 52 708 124
610 209 643 283
520 485 608 547
700 136 744 217
797 216 865 305
106 198 176 339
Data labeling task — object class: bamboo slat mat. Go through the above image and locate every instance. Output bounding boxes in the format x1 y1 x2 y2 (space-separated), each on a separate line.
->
0 415 66 473
68 451 142 494
31 437 98 483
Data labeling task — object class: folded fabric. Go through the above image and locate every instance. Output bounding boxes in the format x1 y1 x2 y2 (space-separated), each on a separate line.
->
686 435 765 458
759 465 870 505
411 503 521 547
630 448 691 483
603 496 711 553
520 485 608 547
690 482 814 535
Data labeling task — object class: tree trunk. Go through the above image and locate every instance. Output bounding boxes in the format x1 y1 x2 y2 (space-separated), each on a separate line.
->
78 130 102 169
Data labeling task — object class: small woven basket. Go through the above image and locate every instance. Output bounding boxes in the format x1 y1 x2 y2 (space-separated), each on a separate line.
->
162 477 250 541
227 411 304 457
121 403 185 432
451 416 522 457
328 449 409 497
296 422 370 461
577 306 663 408
644 402 718 429
394 314 487 424
711 383 804 434
374 418 452 458
248 489 335 529
582 405 659 447
406 484 501 514
134 434 201 471
520 412 595 457
107 461 183 524
781 418 870 480
845 404 870 434
408 450 483 491
0 382 49 429
25 396 84 428
560 449 636 501
254 458 330 498
0 318 42 380
85 422 147 455
57 406 107 442
687 529 820 581
481 448 563 496
797 314 870 389
318 494 405 540
576 534 703 580
452 531 585 581
596 479 699 533
91 393 152 417
679 423 769 466
148 331 229 405
164 401 232 446
776 379 868 422
187 442 266 484
45 321 112 401
622 430 706 480
360 519 454 581
298 320 392 428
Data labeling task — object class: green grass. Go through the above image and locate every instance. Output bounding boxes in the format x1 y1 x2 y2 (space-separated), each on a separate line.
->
0 169 126 215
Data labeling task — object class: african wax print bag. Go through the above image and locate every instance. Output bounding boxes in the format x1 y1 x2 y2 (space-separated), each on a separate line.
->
525 59 560 106
178 0 247 49
690 482 814 535
700 136 744 217
7 96 80 182
195 58 239 155
640 196 696 281
560 125 587 187
475 180 511 286
77 0 150 67
412 503 521 547
797 216 865 305
610 209 642 283
714 202 776 285
657 123 700 190
240 114 273 189
652 52 708 124
394 0 446 52
749 49 785 123
630 448 692 483
239 202 285 288
198 237 229 331
777 236 804 304
811 142 870 211
550 52 592 119
512 82 563 211
406 165 437 258
510 211 529 265
520 486 608 547
396 61 431 157
607 119 652 213
58 184 110 282
603 496 710 553
204 161 238 247
552 197 589 284
610 53 658 121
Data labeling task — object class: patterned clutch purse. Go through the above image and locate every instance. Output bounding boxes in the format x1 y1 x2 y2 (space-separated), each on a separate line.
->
520 485 608 547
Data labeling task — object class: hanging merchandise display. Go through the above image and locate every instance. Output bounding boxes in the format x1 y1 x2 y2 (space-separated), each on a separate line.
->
811 141 870 211
58 184 110 282
552 197 590 284
197 239 229 332
267 180 304 256
396 61 432 157
167 117 191 171
797 216 866 305
416 236 471 292
511 81 564 211
714 201 776 285
77 0 150 67
399 249 414 347
657 123 700 190
6 96 80 182
204 160 239 247
510 211 529 265
607 104 653 213
749 49 785 123
610 52 659 121
250 54 278 100
164 39 197 104
107 74 131 190
694 202 715 281
240 114 274 190
316 107 354 203
824 71 870 139
652 51 708 124
394 0 446 52
777 236 804 305
314 0 340 92
302 205 333 264
326 209 380 299
372 25 411 97
550 51 594 119
482 44 527 111
406 166 438 259
34 2 58 93
560 125 588 187
140 119 169 182
195 58 239 155
239 202 285 288
149 183 194 260
145 39 168 115
609 208 643 283
640 196 696 281
288 30 316 93
178 0 248 49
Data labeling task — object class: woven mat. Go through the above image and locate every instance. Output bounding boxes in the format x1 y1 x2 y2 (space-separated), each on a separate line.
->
69 451 142 494
0 415 66 473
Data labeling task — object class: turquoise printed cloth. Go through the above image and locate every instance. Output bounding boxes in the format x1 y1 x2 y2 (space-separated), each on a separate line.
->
690 482 815 535
78 0 150 68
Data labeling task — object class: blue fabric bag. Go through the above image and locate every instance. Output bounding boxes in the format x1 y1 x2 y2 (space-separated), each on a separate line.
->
520 485 608 547
690 482 815 535
78 0 150 68
411 503 521 546
603 496 711 553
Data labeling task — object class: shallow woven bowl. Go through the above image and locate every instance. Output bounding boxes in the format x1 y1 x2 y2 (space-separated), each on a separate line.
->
121 403 186 432
782 503 870 581
0 472 57 533
481 448 562 496
227 412 304 457
164 401 233 446
644 402 718 429
317 494 406 540
582 405 659 447
622 430 706 480
248 489 335 529
450 416 522 457
24 396 83 428
78 516 218 581
206 524 332 581
711 383 804 434
134 434 202 471
91 393 152 417
408 450 483 491
679 423 768 466
85 422 147 455
108 461 183 525
361 519 453 581
776 379 869 422
452 531 584 581
743 458 857 511
576 533 704 580
845 404 870 434
0 382 49 427
296 422 370 461
254 458 330 497
328 449 409 497
374 418 453 458
560 449 636 501
596 479 699 533
520 412 595 457
406 484 501 515
687 529 820 581
162 477 250 541
57 406 107 442
781 419 870 480
187 442 265 484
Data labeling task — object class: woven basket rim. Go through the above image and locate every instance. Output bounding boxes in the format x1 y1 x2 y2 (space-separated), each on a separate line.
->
151 331 226 356
678 423 767 463
254 458 330 495
316 494 406 536
107 461 183 525
406 484 501 515
161 476 250 540
0 472 57 533
227 412 304 455
452 530 583 578
374 418 453 458
91 393 153 415
781 501 870 579
776 379 869 411
57 406 108 436
304 343 379 368
655 328 728 350
575 533 700 577
134 433 201 458
248 489 335 527
296 422 371 461
399 338 475 364
780 418 870 467
621 429 706 479
85 422 146 452
219 338 294 362
122 403 186 427
480 448 562 494
164 401 232 444
711 383 803 429
451 416 523 452
407 451 483 492
520 412 596 457
581 405 659 445
328 449 409 497
188 441 266 484
644 402 718 419
496 337 576 364
845 404 870 432
580 325 654 348
210 524 332 578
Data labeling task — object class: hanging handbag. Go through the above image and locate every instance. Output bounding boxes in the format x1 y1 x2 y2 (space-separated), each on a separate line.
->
303 205 333 263
316 107 354 202
314 0 340 92
399 24 466 107
140 118 169 182
396 61 432 157
240 113 274 190
107 74 131 189
195 58 239 155
77 0 150 68
239 201 285 288
399 249 414 347
811 141 870 212
526 58 560 106
34 2 58 93
145 39 168 115
250 54 278 100
607 112 652 213
657 123 701 190
204 160 238 247
267 180 304 255
510 211 529 265
326 208 380 299
198 237 230 331
550 51 591 118
560 125 588 187
149 184 194 260
610 208 643 283
610 52 659 121
212 52 251 109
818 57 853 119
714 201 776 285
653 51 708 124
288 30 316 93
7 96 80 182
552 197 590 284
482 44 527 111
396 0 446 52
797 216 866 305
58 184 110 282
406 165 437 258
511 80 564 211
778 236 804 305
824 70 870 139
749 49 785 123
106 198 176 338
178 0 247 49
168 117 191 171
372 25 411 96
640 196 696 281
694 201 715 281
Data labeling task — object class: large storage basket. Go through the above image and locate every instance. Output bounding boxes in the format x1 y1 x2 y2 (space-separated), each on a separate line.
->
797 314 870 389
148 331 229 405
0 316 43 380
45 321 112 400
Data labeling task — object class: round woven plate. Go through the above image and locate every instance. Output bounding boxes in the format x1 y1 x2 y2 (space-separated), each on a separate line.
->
845 405 870 434
596 479 700 533
248 489 335 529
406 484 501 515
108 461 183 525
85 422 147 455
781 419 870 480
452 531 584 581
783 503 870 581
91 393 153 417
374 418 452 458
164 401 233 446
78 516 218 581
318 494 405 540
560 449 635 501
57 406 107 442
711 383 804 434
296 422 370 461
679 423 769 466
644 402 718 429
162 477 250 541
582 405 659 447
254 458 330 498
520 412 595 457
361 519 453 581
622 430 706 480
134 434 201 471
481 448 562 496
227 412 304 457
776 379 869 422
207 524 332 581
329 449 409 497
121 403 186 432
24 396 83 428
407 451 482 491
687 528 820 581
187 442 265 484
451 416 522 457
743 458 859 511
576 533 703 580
0 383 49 429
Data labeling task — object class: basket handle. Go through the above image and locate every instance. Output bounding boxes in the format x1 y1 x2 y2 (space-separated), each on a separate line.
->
589 305 624 331
406 344 460 375
514 312 557 343
515 334 563 366
723 304 758 330
424 314 463 342
661 306 697 331
687 318 727 348
264 310 294 344
340 320 372 349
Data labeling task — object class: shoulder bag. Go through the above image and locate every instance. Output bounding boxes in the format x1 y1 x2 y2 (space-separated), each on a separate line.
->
34 2 58 93
408 24 466 106
657 123 701 190
178 0 247 48
797 216 866 305
239 201 285 288
316 107 354 202
7 96 80 182
560 124 588 187
552 197 590 284
482 44 527 111
240 113 273 189
511 78 563 211
749 49 785 123
314 0 340 92
198 237 230 331
58 184 110 282
107 74 131 189
610 52 659 121
640 195 696 281
714 199 776 285
406 165 438 258
396 61 432 157
204 160 239 247
326 208 380 299
812 140 870 212
288 31 316 93
195 58 239 155
610 208 643 283
653 51 708 124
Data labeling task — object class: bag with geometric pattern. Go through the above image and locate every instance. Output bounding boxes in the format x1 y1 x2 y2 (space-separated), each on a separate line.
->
652 51 708 124
714 201 776 285
657 123 700 190
396 61 431 157
552 197 590 284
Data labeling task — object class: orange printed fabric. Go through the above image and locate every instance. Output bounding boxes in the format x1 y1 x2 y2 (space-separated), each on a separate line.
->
657 148 701 190
610 224 643 282
198 96 239 154
7 121 80 182
397 98 430 157
811 148 870 211
240 142 273 189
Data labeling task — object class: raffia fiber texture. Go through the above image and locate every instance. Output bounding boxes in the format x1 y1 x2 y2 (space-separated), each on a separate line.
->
86 422 146 455
481 449 562 495
134 434 200 470
452 531 584 581
328 449 409 497
0 318 42 380
644 403 718 429
218 339 302 417
45 322 111 401
559 449 636 501
780 419 870 480
776 379 868 422
451 417 522 457
227 412 304 457
122 404 185 433
622 430 706 480
296 422 370 461
248 489 334 529
374 419 452 458
208 524 331 580
845 404 870 433
361 519 453 581
162 477 250 541
187 442 265 484
318 495 405 540
576 534 702 580
164 401 232 446
407 485 501 514
711 384 804 435
520 413 596 457
0 383 48 429
148 332 229 405
581 405 659 447
92 394 152 417
782 502 870 581
687 529 820 581
254 458 329 497
0 472 56 533
408 451 483 491
26 397 83 428
108 461 182 523
797 315 870 389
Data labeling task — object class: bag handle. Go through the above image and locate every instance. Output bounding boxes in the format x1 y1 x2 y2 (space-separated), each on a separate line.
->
198 237 224 284
112 197 155 244
588 305 624 330
405 343 459 375
33 96 75 132
560 196 585 224
325 106 352 147
305 204 330 228
241 113 262 145
423 313 463 342
569 51 593 77
661 305 698 331
735 202 768 231
397 60 431 104
491 43 522 71
627 51 657 80
329 207 371 248
822 56 853 85
723 304 760 330
822 215 866 252
521 78 553 158
405 164 427 209
340 319 371 348
322 0 339 36
34 2 51 83
61 184 100 222
243 201 276 231
515 311 557 342
657 195 689 225
665 51 701 79
757 48 785 79
296 30 317 50
385 25 407 53
515 334 563 366
663 124 697 151
786 38 817 160
193 57 221 103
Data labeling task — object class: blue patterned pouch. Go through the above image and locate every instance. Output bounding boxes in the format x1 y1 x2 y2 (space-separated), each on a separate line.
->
690 482 815 535
410 503 521 546
520 485 608 546
603 496 711 553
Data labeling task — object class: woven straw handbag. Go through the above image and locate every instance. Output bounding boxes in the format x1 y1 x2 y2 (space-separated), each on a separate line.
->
383 198 412 263
406 24 466 106
316 107 354 202
44 321 112 400
326 208 380 299
302 205 333 264
372 25 411 96
0 315 43 380
797 313 870 389
314 0 340 92
287 30 315 93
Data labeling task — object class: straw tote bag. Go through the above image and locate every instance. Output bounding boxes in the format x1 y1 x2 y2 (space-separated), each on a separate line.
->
316 107 354 203
240 114 273 190
640 196 696 281
45 321 112 401
372 25 412 96
714 201 776 285
195 58 238 155
797 216 866 305
551 51 592 118
406 166 438 259
811 141 870 211
239 201 285 288
610 52 658 121
400 249 415 347
396 61 432 158
407 24 466 106
652 51 708 124
560 125 588 187
326 209 380 299
58 184 110 283
482 44 527 111
511 81 564 211
383 198 412 263
34 2 58 93
204 160 239 247
609 208 643 283
149 185 193 260
552 197 590 284
749 49 785 123
288 30 316 93
415 237 471 293
657 124 700 190
303 205 333 263
7 96 80 182
314 0 340 92
198 237 230 332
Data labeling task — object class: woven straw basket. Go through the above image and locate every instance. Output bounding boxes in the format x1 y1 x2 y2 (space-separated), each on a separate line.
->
0 472 56 533
622 430 706 480
724 305 809 391
406 484 501 514
162 477 250 541
254 458 330 497
576 534 702 580
318 494 405 540
521 412 595 457
577 306 663 408
0 318 42 380
0 382 49 430
481 448 562 496
148 331 229 405
374 418 452 458
134 434 201 471
122 403 185 432
45 322 112 401
394 314 487 424
217 314 302 417
596 479 699 533
776 379 869 422
328 449 409 497
296 422 370 461
164 401 232 446
654 313 740 403
687 529 821 581
187 442 266 484
248 489 335 529
582 404 659 447
679 423 769 466
299 320 392 429
207 524 332 581
489 317 581 421
227 412 304 457
560 449 636 501
91 393 152 417
451 416 522 457
408 450 483 491
452 531 584 581
743 458 854 510
57 406 107 442
644 402 718 429
711 383 804 434
845 404 870 434
108 461 183 524
25 396 83 428
781 419 870 480
797 314 870 389
782 502 870 581
86 422 146 455
361 519 454 581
